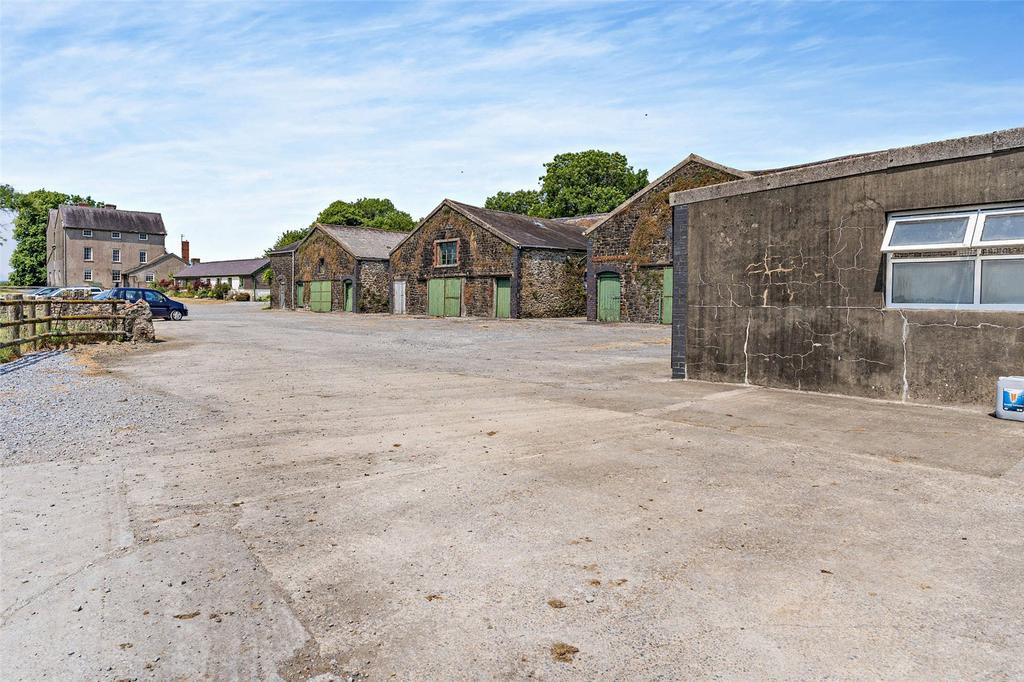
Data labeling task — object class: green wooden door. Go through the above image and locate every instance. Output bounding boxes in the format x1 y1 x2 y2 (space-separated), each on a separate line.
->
444 278 462 317
661 267 673 324
427 279 445 316
597 274 621 322
343 281 353 312
295 282 305 309
310 280 332 312
495 277 511 318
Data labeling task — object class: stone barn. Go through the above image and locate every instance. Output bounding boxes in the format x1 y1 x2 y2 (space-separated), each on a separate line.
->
669 127 1024 405
584 154 748 324
270 224 404 313
389 200 587 318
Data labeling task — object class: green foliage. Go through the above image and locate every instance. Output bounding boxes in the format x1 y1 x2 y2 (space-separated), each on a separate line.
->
0 184 20 210
211 282 231 299
314 197 415 232
484 190 543 215
8 189 101 286
264 228 309 256
484 150 648 218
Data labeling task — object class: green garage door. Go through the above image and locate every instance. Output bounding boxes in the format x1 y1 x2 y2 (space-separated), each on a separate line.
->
310 280 332 312
495 277 511 318
428 278 462 317
295 282 305 308
597 273 621 322
661 267 672 324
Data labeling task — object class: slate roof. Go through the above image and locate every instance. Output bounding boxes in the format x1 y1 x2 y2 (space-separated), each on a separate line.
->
174 258 270 278
316 224 407 259
267 240 302 255
447 200 588 250
59 204 167 235
557 213 610 228
123 252 187 276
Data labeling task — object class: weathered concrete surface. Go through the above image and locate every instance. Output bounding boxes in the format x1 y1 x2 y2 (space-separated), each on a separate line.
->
678 148 1024 404
2 306 1023 680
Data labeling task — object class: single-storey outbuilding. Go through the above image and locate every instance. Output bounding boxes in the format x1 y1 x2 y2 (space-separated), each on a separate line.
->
668 127 1024 405
124 252 188 287
269 224 405 313
584 154 748 324
174 258 271 299
388 200 587 318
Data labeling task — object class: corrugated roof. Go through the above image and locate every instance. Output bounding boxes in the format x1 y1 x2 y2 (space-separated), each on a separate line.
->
175 258 270 278
59 205 167 235
317 224 407 259
449 201 588 250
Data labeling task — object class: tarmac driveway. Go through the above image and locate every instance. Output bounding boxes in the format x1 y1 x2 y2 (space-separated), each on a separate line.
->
2 304 1022 680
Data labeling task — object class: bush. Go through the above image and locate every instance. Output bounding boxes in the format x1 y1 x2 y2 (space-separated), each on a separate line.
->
212 282 231 299
257 294 270 302
174 290 194 298
232 292 251 301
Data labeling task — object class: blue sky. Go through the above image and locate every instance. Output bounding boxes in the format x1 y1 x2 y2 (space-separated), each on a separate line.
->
2 1 1022 261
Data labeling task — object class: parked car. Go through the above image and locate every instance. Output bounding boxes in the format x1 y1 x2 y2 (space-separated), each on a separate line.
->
30 287 60 297
43 286 104 298
93 287 189 320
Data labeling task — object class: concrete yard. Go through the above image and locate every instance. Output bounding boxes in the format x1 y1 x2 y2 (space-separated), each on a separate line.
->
2 303 1022 680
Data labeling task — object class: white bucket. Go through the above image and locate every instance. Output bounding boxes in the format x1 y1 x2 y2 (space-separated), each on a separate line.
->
996 376 1024 422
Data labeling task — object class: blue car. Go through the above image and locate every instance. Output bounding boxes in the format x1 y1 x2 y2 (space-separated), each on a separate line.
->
93 287 189 321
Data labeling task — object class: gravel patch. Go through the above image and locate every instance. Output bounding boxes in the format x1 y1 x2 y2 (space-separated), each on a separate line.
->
0 348 190 466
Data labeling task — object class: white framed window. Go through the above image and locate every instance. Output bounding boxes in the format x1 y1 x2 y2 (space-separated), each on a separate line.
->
139 233 148 241
83 229 93 237
112 231 121 239
112 248 121 263
83 246 93 261
112 270 121 283
884 203 1024 311
145 273 155 283
83 268 93 281
139 251 148 263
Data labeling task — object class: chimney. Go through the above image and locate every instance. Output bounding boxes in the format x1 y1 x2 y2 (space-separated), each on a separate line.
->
191 258 200 265
103 204 117 209
181 240 190 264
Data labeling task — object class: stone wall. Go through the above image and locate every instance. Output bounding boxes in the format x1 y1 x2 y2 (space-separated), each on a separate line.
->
588 160 742 323
269 253 294 309
358 260 390 313
519 249 586 318
389 204 515 316
675 149 1024 405
295 230 356 310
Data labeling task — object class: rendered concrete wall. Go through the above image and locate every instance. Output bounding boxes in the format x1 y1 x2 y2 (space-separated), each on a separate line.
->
674 149 1024 405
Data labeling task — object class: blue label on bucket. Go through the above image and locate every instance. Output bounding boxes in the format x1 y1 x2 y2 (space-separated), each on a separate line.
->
1004 388 1024 412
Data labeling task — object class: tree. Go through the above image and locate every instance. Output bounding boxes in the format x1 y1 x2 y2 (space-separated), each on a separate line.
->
0 184 19 210
483 150 648 218
9 189 101 286
264 227 309 256
314 197 415 232
484 190 543 216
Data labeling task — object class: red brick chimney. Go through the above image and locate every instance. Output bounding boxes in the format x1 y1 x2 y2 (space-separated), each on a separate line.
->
181 240 190 263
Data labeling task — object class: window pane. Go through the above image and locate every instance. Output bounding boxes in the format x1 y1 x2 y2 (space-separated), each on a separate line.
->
981 259 1024 304
979 213 1024 242
888 216 969 247
891 260 974 304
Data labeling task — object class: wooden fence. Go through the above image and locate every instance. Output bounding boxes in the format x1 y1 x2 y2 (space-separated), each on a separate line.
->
0 296 126 354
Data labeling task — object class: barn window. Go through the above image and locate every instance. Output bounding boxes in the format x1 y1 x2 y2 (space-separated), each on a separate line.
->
435 239 458 267
883 204 1024 310
317 257 325 275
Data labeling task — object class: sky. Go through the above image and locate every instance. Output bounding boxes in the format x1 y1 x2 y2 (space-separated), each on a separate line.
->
2 1 1023 261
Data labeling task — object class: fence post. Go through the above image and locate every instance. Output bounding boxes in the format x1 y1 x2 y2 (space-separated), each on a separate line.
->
11 295 23 353
43 299 52 348
27 297 37 351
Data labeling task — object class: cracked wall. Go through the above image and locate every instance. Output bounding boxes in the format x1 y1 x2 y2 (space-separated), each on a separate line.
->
677 149 1024 405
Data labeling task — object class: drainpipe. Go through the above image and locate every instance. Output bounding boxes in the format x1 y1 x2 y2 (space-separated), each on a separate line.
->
352 260 362 313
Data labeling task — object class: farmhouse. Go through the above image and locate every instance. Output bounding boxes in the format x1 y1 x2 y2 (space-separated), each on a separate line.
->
389 200 587 318
669 127 1024 405
584 155 748 324
269 224 404 312
123 252 188 287
174 258 271 299
46 204 168 288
